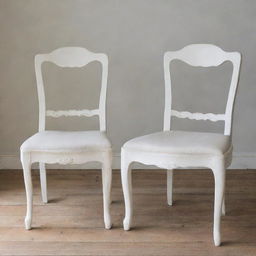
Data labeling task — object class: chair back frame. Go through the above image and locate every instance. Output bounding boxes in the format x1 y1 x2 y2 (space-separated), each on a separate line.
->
34 47 108 132
163 44 241 136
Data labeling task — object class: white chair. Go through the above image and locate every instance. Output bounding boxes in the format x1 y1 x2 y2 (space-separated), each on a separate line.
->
20 47 112 230
121 44 241 246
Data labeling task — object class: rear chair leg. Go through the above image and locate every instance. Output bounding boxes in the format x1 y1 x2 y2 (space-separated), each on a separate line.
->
222 196 226 216
39 162 48 203
167 169 173 206
102 156 112 229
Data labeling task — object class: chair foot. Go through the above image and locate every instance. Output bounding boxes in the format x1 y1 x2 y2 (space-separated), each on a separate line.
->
104 219 112 230
214 233 221 246
123 218 131 231
42 196 48 204
25 217 32 230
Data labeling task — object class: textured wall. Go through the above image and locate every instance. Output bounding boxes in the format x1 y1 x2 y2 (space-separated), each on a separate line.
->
0 0 256 168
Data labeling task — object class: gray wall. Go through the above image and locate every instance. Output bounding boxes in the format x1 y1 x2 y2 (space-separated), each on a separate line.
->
0 0 256 168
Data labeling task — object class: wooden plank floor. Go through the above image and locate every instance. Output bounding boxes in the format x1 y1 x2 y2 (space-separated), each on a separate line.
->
0 169 256 256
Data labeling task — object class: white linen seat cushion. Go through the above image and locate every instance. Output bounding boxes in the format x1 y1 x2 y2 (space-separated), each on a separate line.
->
21 130 111 153
123 130 231 156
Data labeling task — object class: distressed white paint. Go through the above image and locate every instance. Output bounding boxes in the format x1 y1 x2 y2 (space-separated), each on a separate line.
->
20 47 112 230
121 44 241 246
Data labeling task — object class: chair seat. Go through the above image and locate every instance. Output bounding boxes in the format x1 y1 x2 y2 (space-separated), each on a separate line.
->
21 130 111 153
123 130 231 156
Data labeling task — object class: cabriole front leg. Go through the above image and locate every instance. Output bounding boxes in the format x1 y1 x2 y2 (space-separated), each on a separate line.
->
212 164 226 246
21 153 33 230
121 153 133 231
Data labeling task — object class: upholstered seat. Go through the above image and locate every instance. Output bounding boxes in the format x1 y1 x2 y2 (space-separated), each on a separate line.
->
123 131 231 156
21 130 111 153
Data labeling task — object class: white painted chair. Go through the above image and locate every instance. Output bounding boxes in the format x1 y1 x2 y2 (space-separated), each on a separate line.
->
121 44 241 246
20 47 112 230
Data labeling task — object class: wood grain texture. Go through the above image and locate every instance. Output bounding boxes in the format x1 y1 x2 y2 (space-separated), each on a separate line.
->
0 169 255 255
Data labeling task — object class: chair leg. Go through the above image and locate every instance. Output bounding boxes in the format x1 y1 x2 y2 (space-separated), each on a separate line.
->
167 169 173 206
121 156 133 231
39 162 48 203
212 164 226 246
222 196 226 216
21 153 33 230
102 159 112 229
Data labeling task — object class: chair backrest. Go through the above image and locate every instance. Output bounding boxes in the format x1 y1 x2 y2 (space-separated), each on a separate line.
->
34 47 108 132
163 44 241 136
